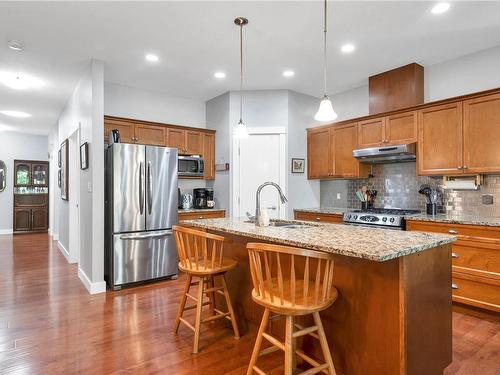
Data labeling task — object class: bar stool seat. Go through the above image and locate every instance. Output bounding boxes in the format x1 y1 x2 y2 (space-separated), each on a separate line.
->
178 257 237 276
173 225 240 354
246 242 338 375
251 278 338 315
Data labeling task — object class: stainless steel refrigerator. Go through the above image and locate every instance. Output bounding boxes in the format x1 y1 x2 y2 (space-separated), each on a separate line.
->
105 143 178 289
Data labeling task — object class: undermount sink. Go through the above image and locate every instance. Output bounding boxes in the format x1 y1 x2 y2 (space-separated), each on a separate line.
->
244 219 316 229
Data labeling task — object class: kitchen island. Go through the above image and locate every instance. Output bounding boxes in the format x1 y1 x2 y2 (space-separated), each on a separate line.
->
183 218 456 375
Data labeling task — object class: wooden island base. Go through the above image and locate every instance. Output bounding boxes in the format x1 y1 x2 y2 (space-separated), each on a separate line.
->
209 231 452 375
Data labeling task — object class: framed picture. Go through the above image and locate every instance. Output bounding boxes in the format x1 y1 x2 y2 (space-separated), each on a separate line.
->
58 149 61 168
80 142 89 170
58 169 61 188
60 139 69 200
291 158 305 173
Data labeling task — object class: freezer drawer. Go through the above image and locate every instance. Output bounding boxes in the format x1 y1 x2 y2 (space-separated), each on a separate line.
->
112 230 178 286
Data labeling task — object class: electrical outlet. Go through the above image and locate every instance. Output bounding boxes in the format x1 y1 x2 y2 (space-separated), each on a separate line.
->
482 194 493 205
336 193 341 200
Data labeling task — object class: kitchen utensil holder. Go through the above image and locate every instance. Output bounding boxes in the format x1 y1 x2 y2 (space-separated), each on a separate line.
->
426 203 437 215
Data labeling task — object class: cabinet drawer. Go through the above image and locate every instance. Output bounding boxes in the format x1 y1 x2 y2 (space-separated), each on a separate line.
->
294 211 343 223
14 194 48 207
406 220 500 240
452 272 500 312
452 242 500 278
179 210 225 221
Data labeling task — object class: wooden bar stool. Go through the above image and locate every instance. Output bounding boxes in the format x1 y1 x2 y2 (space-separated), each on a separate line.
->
172 225 240 354
246 243 338 375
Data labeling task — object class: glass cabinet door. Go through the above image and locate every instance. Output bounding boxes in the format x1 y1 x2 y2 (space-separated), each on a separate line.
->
32 163 49 186
15 162 31 187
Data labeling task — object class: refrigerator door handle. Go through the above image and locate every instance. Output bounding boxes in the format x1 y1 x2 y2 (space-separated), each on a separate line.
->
120 230 173 240
139 161 144 215
147 161 153 214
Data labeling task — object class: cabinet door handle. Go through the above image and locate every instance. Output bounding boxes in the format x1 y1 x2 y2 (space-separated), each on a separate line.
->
463 166 468 170
457 166 463 170
315 217 321 221
451 252 459 258
198 216 203 219
451 282 458 290
448 229 458 234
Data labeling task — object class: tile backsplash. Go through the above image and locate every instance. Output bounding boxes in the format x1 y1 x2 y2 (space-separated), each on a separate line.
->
321 162 500 216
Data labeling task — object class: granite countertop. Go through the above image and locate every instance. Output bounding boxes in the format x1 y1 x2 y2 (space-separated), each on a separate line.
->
297 207 500 228
406 213 500 227
183 218 455 262
294 207 352 215
178 208 226 214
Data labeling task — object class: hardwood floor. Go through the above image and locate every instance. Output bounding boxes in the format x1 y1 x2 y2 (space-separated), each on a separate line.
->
0 233 498 374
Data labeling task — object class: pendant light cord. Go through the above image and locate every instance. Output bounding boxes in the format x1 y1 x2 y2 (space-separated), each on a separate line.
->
323 0 328 97
239 21 243 123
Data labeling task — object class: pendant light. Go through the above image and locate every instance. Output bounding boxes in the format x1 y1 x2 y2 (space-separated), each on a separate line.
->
234 16 249 139
314 0 338 122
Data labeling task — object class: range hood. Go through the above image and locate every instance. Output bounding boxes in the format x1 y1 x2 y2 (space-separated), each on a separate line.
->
353 143 416 164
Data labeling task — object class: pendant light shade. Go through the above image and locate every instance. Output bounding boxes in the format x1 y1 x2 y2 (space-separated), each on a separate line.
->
314 95 338 122
234 17 249 139
315 0 337 123
234 119 248 139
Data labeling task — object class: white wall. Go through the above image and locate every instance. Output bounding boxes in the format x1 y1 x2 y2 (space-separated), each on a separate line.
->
104 82 206 127
287 91 321 217
425 45 500 101
0 131 48 234
55 59 105 294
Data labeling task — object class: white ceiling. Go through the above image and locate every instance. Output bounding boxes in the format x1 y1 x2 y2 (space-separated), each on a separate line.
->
1 1 500 135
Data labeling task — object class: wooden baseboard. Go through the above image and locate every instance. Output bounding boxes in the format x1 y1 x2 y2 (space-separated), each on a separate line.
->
453 302 500 323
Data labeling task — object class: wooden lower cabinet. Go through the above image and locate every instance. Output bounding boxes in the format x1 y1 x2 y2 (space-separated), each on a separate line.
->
14 208 32 232
407 220 500 312
178 210 225 221
294 211 343 223
32 208 48 231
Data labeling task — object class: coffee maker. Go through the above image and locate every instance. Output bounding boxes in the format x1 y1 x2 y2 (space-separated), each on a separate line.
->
193 188 208 209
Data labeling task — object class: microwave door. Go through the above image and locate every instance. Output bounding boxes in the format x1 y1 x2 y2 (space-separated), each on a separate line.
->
112 143 146 233
146 146 178 231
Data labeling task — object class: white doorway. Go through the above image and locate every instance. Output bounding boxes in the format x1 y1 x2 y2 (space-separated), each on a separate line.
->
68 128 80 264
232 127 286 219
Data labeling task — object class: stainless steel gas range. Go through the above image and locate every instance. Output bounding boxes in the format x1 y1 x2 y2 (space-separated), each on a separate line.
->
342 208 421 230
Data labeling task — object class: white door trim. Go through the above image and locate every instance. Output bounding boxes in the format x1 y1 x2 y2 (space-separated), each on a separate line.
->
68 128 81 264
232 127 287 219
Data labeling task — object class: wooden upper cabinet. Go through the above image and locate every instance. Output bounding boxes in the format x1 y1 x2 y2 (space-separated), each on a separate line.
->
203 133 215 180
333 124 359 178
357 117 385 147
307 128 331 179
135 124 165 146
463 93 500 174
417 102 463 176
385 111 417 144
166 128 186 152
186 131 203 154
104 118 135 143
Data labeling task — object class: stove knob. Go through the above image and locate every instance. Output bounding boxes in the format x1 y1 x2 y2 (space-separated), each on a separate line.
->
347 215 351 219
382 217 387 222
389 217 395 223
353 215 358 220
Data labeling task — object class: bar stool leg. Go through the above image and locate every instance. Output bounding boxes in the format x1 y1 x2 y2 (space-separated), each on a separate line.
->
313 311 336 375
246 308 270 375
193 277 205 354
284 315 296 375
207 275 216 316
221 274 240 339
174 275 192 334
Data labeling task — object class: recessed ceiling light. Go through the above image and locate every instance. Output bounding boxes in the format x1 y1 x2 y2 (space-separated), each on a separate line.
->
8 40 24 51
0 110 32 118
0 71 44 90
431 2 450 14
283 70 295 77
145 54 159 62
214 72 226 79
341 43 355 53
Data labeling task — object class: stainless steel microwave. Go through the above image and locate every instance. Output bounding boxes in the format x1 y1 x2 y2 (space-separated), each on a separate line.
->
178 156 204 177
